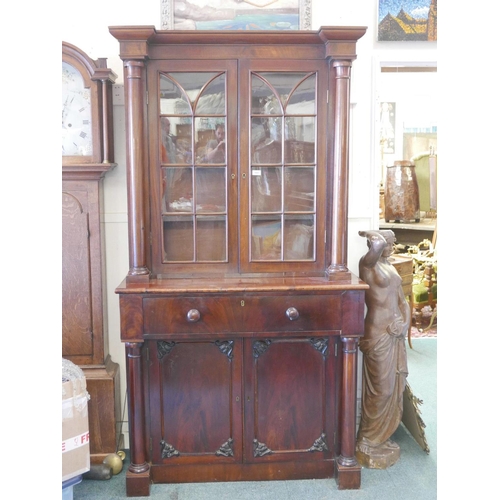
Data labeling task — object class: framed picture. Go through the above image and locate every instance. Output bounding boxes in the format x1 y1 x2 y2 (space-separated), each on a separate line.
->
380 102 396 154
161 0 312 30
378 0 437 41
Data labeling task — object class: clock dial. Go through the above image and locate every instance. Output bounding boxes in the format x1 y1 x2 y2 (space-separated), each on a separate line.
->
62 62 93 156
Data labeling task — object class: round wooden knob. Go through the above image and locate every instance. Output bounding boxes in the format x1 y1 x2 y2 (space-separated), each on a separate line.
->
286 307 299 321
186 309 201 322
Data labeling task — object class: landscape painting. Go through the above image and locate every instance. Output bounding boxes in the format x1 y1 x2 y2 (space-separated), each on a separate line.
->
378 0 437 41
162 0 311 30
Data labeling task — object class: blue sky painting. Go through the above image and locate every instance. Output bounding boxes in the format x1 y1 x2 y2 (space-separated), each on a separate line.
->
379 1 432 22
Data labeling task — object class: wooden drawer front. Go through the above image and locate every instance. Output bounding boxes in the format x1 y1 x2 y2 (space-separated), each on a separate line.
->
143 294 343 335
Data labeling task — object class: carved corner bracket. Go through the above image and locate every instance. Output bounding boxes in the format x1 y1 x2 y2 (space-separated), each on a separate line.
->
215 340 234 359
253 339 272 358
308 432 328 452
253 439 273 457
215 438 234 457
160 440 179 458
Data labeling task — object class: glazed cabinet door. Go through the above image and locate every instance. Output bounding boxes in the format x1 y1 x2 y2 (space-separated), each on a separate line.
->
147 60 239 276
244 335 337 464
147 338 243 466
239 59 329 274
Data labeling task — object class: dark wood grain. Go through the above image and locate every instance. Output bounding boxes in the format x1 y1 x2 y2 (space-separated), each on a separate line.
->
110 26 367 495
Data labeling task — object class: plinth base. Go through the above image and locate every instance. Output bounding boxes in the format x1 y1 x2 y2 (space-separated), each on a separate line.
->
126 467 151 497
335 461 361 489
355 439 400 469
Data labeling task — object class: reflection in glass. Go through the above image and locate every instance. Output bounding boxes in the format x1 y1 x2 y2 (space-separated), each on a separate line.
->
159 71 228 264
161 117 195 165
163 216 194 262
284 116 315 164
286 74 316 115
196 168 226 213
160 74 192 115
162 167 193 213
196 119 226 164
195 73 226 114
196 216 227 261
172 118 193 164
252 73 315 111
251 75 279 114
160 72 226 115
284 168 315 212
250 71 318 263
251 118 281 164
251 216 281 261
251 167 282 213
160 117 178 164
284 215 315 261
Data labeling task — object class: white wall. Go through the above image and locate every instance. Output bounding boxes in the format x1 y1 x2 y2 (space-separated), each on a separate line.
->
59 0 437 447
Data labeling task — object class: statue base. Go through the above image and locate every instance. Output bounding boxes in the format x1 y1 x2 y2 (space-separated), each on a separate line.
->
355 439 400 469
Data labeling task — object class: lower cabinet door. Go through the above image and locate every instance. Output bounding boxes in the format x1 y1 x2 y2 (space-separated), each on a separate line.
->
148 338 243 465
244 335 337 463
146 334 337 469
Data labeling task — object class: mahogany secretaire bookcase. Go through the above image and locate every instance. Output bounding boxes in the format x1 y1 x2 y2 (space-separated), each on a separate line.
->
109 25 368 497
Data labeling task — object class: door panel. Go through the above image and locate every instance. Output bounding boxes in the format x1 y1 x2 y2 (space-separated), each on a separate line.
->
244 336 336 463
148 339 243 465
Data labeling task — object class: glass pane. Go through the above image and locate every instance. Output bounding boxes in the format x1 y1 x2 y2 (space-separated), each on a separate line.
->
170 118 193 164
163 216 194 262
160 117 178 164
284 168 315 212
251 167 282 213
252 118 281 164
251 216 281 261
284 215 315 261
195 73 226 115
160 74 191 115
196 168 226 213
251 75 281 114
284 117 315 163
162 167 193 213
196 119 226 164
254 72 311 110
196 216 227 261
286 74 316 115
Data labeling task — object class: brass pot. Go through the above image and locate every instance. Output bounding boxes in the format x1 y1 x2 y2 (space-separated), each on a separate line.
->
103 450 126 475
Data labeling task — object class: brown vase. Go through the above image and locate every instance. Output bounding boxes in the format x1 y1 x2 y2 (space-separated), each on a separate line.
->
384 160 420 222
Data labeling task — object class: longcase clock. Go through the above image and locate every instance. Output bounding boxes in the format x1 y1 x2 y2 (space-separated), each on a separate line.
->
62 41 122 463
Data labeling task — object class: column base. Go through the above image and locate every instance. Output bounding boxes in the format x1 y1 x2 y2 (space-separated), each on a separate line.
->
335 459 361 489
126 465 151 497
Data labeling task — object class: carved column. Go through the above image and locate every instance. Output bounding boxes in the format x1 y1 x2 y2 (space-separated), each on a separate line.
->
125 342 150 495
327 60 352 278
123 60 149 277
336 336 361 489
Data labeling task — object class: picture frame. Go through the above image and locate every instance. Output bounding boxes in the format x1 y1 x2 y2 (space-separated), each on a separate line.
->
161 0 312 31
378 0 437 41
